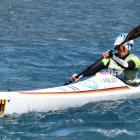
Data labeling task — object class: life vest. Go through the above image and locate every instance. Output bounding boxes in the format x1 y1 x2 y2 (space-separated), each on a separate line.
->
102 54 140 85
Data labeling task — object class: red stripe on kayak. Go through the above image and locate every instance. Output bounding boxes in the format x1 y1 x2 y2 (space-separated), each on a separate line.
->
20 86 130 95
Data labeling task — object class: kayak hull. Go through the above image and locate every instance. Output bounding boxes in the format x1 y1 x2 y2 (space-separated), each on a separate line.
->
0 72 140 116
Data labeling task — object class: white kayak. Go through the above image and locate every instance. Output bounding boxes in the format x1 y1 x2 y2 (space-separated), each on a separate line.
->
0 72 140 116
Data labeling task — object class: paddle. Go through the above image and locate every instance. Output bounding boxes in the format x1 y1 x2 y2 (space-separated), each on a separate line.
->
65 25 140 85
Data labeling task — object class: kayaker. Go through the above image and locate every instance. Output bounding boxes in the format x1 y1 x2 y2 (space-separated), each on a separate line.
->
71 33 140 86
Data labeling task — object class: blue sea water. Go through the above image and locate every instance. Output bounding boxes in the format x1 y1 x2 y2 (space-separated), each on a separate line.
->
0 0 140 139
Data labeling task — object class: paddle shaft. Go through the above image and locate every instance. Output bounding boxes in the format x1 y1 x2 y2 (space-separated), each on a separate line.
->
64 56 103 85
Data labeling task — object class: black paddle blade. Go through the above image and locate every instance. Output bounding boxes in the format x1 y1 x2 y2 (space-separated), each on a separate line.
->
120 25 140 46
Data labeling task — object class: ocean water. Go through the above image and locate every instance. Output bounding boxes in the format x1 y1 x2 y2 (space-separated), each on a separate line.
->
0 0 140 139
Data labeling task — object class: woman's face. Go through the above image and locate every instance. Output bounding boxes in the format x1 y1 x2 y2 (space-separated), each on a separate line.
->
117 45 129 57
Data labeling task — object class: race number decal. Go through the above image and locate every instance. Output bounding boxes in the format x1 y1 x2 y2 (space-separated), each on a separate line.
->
101 77 118 83
0 99 6 117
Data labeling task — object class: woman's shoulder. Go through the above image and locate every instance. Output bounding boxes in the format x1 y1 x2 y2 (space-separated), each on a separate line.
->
127 54 140 67
128 53 139 58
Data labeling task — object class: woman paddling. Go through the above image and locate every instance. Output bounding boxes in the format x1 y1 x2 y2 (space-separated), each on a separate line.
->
70 33 140 86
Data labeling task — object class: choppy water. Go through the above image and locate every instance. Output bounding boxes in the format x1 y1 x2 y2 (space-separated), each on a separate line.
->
0 0 140 139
